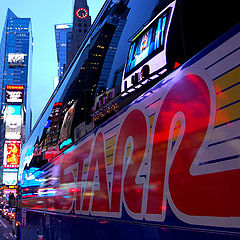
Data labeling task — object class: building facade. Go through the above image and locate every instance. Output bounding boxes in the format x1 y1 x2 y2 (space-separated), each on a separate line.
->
67 0 91 67
0 9 33 191
54 24 72 80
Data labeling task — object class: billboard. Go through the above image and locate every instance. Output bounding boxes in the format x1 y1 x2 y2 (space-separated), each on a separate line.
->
8 53 26 67
2 169 18 185
3 189 17 198
5 105 22 140
124 10 169 77
5 85 24 103
3 140 21 168
121 1 176 92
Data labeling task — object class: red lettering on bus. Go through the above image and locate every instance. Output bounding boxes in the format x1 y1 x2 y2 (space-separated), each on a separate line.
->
82 133 110 212
75 139 93 212
56 138 93 212
111 109 147 215
147 74 211 217
56 154 76 211
167 74 240 217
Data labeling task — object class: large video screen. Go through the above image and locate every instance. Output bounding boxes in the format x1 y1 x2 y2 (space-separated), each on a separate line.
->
124 11 169 77
2 170 18 185
5 85 24 103
8 53 26 67
5 105 22 140
3 140 21 168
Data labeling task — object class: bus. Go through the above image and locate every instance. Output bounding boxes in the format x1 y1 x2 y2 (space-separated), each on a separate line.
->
16 0 240 239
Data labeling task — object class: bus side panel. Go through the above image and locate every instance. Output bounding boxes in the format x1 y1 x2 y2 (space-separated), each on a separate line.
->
20 24 240 240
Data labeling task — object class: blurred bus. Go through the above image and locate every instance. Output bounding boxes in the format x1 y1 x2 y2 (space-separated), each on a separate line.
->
17 0 240 239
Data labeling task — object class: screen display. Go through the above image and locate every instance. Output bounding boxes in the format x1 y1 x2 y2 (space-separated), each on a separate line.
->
5 105 22 140
3 140 21 168
8 53 26 67
5 85 24 103
125 11 168 77
3 171 18 185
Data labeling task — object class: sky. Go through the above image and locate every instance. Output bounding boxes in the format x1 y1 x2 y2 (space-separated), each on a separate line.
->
0 0 105 126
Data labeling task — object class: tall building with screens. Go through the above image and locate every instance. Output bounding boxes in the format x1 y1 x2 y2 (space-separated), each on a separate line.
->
0 9 33 191
54 24 72 80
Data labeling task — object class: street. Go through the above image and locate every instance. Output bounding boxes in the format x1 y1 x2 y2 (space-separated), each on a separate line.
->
0 217 15 240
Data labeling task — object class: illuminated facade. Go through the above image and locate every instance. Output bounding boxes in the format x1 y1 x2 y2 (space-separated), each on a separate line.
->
0 9 33 188
54 24 72 80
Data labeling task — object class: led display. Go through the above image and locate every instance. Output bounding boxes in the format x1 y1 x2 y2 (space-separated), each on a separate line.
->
21 167 42 188
8 53 26 67
124 11 168 77
3 140 21 168
5 85 24 103
5 105 22 140
2 171 18 185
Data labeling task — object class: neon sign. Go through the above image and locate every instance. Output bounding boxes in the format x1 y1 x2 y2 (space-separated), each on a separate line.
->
5 86 24 103
3 140 21 168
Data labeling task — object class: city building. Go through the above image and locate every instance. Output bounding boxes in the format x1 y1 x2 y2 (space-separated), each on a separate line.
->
67 0 91 67
54 23 72 80
0 9 33 193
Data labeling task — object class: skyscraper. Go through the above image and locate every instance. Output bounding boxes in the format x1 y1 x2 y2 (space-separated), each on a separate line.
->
0 9 33 188
67 0 91 67
54 23 72 80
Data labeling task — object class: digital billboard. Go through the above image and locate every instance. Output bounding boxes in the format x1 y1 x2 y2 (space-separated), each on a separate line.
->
5 85 24 103
124 11 168 77
8 53 26 67
58 101 77 144
3 140 21 168
5 105 22 140
2 169 18 185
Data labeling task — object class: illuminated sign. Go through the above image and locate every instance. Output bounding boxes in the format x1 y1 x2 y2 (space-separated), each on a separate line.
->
125 11 168 76
54 102 63 107
44 119 51 129
6 85 24 90
5 105 21 116
93 88 115 111
3 189 17 197
60 138 72 150
5 105 22 140
93 102 118 122
122 1 176 91
56 24 72 29
3 140 21 168
5 85 24 103
8 53 26 67
2 171 18 185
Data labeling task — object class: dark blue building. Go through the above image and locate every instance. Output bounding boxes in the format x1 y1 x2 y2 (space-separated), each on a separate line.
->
54 23 72 80
0 9 33 184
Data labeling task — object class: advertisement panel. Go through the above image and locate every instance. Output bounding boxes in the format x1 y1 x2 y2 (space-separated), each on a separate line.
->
3 140 21 168
3 189 17 198
5 105 22 140
5 85 24 103
8 53 26 67
2 169 18 185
